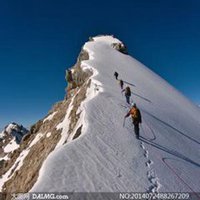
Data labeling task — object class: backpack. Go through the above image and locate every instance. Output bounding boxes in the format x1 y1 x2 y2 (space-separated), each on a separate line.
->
125 87 131 96
130 108 142 124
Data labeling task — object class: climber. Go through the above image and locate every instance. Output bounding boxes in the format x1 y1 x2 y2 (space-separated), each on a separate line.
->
122 86 131 104
125 103 142 139
114 71 119 80
119 79 124 89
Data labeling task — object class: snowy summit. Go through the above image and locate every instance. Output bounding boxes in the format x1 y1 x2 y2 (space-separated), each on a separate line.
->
33 35 200 193
1 35 200 197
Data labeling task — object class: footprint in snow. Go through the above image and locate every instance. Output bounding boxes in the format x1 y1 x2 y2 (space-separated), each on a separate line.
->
144 150 149 158
146 160 153 168
147 170 161 193
140 142 145 150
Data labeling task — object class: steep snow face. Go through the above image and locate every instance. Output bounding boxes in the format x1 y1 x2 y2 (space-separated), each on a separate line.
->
3 139 19 153
32 36 200 193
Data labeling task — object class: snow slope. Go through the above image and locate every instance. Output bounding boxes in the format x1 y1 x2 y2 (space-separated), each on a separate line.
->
3 138 19 153
31 36 200 193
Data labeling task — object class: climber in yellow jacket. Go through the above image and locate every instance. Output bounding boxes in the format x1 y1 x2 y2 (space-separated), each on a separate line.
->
125 103 142 139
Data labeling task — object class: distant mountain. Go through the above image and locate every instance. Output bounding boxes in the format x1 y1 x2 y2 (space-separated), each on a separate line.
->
0 122 28 157
0 122 28 144
0 122 28 187
1 35 200 200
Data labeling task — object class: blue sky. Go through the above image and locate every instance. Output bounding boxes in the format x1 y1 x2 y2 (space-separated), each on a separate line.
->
0 0 200 129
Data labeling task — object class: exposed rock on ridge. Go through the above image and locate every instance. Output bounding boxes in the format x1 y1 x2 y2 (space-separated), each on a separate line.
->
0 35 124 199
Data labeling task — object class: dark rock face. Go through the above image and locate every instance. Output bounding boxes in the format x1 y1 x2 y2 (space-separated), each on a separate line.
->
88 34 128 54
65 48 92 99
77 48 90 63
1 42 93 197
112 43 128 54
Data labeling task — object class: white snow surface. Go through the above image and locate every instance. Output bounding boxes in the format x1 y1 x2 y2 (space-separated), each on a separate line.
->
43 111 58 123
0 155 10 162
5 123 17 133
46 132 51 138
3 138 19 153
0 132 5 139
31 36 200 193
55 96 75 148
28 133 44 148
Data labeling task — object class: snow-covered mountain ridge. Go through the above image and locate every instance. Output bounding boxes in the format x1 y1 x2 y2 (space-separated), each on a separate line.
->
0 122 28 156
1 35 200 199
0 122 28 189
0 122 28 143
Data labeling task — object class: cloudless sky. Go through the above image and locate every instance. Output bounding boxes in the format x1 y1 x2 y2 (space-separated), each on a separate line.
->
0 0 200 129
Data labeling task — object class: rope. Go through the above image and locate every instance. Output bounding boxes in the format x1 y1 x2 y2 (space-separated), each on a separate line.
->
117 79 199 198
162 158 200 199
142 122 200 199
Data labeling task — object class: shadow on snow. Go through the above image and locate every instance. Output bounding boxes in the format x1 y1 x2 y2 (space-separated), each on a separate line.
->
139 136 200 168
142 110 200 146
131 92 152 103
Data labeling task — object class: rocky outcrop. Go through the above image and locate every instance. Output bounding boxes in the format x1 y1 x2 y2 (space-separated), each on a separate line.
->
112 42 128 54
67 79 91 142
65 48 92 98
77 48 90 62
1 38 93 199
89 34 128 54
0 123 28 177
1 35 124 198
1 101 71 199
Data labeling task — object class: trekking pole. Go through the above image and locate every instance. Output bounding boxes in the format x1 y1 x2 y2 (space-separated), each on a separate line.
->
123 117 126 127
